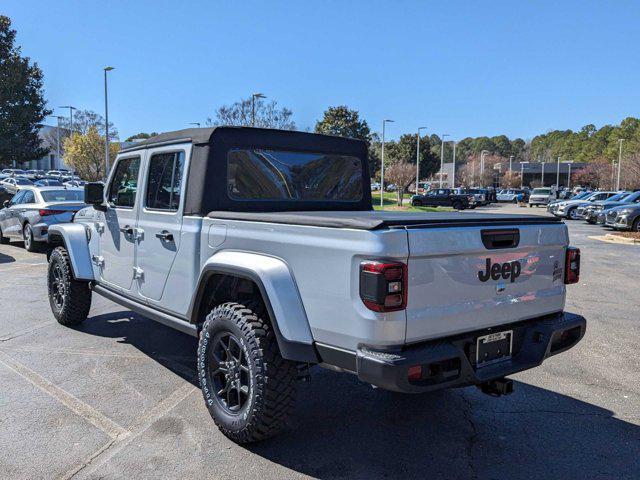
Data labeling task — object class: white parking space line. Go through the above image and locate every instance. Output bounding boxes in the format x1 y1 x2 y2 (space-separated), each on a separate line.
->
0 320 56 342
0 350 130 440
0 262 48 272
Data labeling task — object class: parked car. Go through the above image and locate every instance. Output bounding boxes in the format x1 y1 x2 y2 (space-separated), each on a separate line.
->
64 179 87 188
411 188 475 209
609 203 640 231
497 189 527 203
1 168 26 176
34 178 64 187
370 182 381 191
0 186 85 251
46 126 585 444
580 191 639 224
466 188 488 205
1 176 33 194
24 169 46 180
528 188 557 207
550 191 618 219
0 184 13 206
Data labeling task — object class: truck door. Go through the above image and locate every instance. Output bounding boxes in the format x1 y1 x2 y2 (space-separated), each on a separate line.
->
99 155 142 292
135 147 188 301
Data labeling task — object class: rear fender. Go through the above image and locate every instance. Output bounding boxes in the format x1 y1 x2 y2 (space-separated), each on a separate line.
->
47 224 94 281
190 251 319 363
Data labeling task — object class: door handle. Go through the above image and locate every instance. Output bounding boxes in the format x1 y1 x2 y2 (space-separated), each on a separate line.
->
155 230 174 242
119 225 134 235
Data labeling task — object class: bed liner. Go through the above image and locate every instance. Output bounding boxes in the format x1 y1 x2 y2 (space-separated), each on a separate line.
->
206 210 562 230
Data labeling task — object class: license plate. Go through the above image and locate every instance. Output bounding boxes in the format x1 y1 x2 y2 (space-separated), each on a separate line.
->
476 330 512 367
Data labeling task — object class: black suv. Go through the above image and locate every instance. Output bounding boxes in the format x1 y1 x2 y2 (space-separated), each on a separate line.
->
411 188 475 210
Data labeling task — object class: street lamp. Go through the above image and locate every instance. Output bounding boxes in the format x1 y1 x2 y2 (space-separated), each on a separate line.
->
556 156 561 188
617 139 624 190
251 93 266 127
509 155 514 174
59 105 77 133
380 119 394 209
54 116 65 170
563 161 574 189
439 133 450 188
520 161 529 189
479 150 489 186
189 122 201 127
103 67 114 177
416 126 427 193
451 141 457 188
541 162 546 186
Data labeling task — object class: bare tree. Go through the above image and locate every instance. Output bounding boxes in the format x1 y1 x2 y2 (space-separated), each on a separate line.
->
385 162 415 206
207 97 295 130
622 153 640 190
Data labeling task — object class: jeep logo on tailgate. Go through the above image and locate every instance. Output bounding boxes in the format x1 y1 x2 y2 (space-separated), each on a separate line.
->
478 258 521 283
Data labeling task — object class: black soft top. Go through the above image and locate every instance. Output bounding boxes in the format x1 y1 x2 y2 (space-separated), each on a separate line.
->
206 210 562 230
120 127 372 215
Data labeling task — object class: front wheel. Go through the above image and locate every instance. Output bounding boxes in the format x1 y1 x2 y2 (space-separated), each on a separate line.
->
452 201 462 210
48 247 92 326
198 302 298 443
0 225 9 244
412 200 422 207
567 207 579 220
632 218 640 232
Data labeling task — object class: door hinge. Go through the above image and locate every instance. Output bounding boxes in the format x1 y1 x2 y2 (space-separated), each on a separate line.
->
91 255 104 267
132 266 144 279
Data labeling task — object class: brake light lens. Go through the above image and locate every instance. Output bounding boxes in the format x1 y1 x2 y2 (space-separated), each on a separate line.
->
564 247 580 284
39 209 65 216
360 261 408 312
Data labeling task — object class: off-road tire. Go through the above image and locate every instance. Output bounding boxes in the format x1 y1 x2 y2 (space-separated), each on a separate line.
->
0 226 8 244
198 302 297 444
48 247 92 326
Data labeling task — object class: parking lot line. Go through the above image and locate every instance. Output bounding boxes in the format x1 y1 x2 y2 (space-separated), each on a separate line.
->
0 350 130 440
0 262 48 272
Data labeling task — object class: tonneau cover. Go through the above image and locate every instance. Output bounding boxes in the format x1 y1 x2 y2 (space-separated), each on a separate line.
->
206 210 562 230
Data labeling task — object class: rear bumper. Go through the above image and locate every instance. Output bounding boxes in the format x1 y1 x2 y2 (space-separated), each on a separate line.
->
352 312 586 393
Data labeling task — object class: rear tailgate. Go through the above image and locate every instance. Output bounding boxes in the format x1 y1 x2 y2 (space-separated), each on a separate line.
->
405 220 568 343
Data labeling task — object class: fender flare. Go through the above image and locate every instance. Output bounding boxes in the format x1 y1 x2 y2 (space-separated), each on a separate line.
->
47 224 95 281
189 251 319 363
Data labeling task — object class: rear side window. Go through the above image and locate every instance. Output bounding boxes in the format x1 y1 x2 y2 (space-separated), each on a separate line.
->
108 157 140 207
41 190 84 202
227 148 363 202
145 151 185 211
22 191 35 203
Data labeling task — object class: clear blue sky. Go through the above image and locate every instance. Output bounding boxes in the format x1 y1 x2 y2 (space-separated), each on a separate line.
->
5 0 640 141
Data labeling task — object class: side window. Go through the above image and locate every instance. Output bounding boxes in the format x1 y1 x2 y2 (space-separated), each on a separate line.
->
108 157 140 208
10 190 25 205
22 191 35 203
145 151 185 211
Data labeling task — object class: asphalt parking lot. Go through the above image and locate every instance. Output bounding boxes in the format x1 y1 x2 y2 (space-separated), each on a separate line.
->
0 203 638 480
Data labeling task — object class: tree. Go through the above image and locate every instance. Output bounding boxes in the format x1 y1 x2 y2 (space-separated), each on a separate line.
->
125 132 158 142
63 126 119 181
570 158 613 189
59 109 118 138
207 97 295 130
315 106 371 142
384 162 415 206
0 15 51 167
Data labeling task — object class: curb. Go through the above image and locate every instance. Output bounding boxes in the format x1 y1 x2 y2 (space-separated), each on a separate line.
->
588 234 640 245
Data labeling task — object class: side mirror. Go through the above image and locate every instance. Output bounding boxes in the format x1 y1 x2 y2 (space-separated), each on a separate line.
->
2 200 8 208
84 182 106 211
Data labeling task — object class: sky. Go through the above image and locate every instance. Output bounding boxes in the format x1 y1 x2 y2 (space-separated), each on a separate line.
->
4 0 640 141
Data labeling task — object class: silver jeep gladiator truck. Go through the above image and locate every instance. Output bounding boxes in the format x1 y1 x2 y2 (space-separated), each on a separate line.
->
46 127 586 443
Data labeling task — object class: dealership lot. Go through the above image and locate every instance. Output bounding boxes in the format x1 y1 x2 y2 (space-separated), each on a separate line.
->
0 204 638 480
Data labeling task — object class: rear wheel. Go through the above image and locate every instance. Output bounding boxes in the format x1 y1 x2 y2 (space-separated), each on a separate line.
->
48 247 92 326
198 302 297 443
0 225 9 244
632 217 640 232
23 223 40 252
452 201 462 210
567 207 579 220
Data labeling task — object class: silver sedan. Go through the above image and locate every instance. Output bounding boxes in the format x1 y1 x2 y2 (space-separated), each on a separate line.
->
0 186 85 252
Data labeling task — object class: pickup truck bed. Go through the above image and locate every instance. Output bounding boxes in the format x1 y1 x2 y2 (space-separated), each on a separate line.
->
207 210 562 230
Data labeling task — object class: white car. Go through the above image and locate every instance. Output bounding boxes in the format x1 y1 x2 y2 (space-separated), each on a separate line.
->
497 189 525 203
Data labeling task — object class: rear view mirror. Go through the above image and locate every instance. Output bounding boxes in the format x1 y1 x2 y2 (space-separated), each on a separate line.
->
84 182 106 210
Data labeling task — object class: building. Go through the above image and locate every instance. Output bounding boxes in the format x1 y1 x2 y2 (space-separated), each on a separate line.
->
18 124 72 171
502 161 586 188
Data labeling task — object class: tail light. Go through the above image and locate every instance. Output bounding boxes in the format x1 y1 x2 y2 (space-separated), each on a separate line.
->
564 247 580 284
360 261 408 312
39 209 65 216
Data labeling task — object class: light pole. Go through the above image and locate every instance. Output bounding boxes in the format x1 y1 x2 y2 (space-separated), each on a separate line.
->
103 67 114 177
563 161 574 189
59 105 77 134
509 155 514 174
556 156 561 188
439 133 450 188
189 122 201 127
479 150 489 186
380 119 394 209
251 93 266 127
416 126 427 194
617 139 624 190
520 161 529 189
541 162 546 186
452 141 457 188
55 116 65 170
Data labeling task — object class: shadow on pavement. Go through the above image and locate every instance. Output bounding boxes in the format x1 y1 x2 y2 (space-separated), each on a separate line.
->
0 252 16 264
78 309 640 480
